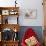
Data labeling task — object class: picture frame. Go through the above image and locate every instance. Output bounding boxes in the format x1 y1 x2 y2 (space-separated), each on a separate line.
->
25 9 37 19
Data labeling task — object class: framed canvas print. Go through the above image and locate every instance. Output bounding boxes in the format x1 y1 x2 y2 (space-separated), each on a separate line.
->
25 9 37 19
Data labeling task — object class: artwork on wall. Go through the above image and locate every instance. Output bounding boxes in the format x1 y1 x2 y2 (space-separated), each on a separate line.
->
25 9 37 19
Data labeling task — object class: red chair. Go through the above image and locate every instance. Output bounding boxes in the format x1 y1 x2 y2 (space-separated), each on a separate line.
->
21 28 41 46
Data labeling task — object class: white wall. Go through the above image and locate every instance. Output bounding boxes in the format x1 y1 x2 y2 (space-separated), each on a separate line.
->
0 0 44 26
18 0 44 26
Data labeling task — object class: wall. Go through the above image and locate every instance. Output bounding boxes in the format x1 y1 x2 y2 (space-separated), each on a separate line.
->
0 0 44 26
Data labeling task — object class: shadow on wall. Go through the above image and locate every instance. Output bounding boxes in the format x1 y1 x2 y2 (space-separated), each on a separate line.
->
18 26 43 44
